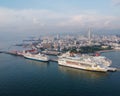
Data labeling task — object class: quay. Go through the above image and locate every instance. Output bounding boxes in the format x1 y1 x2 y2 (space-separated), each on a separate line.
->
49 58 58 62
0 50 58 62
0 51 8 54
0 51 20 56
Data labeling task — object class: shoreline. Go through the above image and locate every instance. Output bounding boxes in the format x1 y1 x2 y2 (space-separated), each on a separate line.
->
97 49 120 53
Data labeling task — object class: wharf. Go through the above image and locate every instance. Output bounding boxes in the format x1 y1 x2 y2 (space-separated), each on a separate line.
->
0 50 58 62
42 51 61 56
0 51 8 54
49 58 58 62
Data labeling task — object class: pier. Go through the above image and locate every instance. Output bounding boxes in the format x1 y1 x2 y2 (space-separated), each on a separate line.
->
0 50 19 55
0 50 58 62
0 51 8 54
49 58 58 62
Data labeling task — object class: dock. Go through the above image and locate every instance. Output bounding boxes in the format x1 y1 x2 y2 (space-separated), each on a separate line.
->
49 58 58 62
0 50 58 62
0 51 8 54
42 51 61 56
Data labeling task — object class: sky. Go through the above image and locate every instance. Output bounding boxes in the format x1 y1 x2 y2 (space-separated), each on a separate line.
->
0 0 120 34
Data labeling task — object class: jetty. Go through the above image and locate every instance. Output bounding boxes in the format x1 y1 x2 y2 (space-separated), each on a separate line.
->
0 51 7 54
0 50 58 62
49 58 58 62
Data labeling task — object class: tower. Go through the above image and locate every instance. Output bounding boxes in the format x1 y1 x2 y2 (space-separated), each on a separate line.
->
88 28 92 45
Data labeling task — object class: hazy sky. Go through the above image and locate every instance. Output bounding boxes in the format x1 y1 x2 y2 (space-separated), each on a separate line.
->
0 0 120 33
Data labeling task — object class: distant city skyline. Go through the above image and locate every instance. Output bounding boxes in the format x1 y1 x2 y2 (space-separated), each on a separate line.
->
0 0 120 34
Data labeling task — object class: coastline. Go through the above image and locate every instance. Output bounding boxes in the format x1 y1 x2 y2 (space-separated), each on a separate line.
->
96 49 120 53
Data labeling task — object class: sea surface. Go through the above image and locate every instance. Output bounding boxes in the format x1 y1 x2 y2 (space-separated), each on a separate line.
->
0 51 120 96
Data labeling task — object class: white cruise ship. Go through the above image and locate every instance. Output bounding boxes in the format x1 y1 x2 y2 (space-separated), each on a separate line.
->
23 52 49 62
58 52 116 72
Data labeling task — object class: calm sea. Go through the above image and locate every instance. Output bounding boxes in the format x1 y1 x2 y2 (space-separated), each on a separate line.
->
0 51 120 96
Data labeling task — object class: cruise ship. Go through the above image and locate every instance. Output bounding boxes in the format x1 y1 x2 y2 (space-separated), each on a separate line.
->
58 52 116 72
23 52 49 62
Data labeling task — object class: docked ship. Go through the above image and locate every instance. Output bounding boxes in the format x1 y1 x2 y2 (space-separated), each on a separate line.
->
58 52 116 72
23 52 49 62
